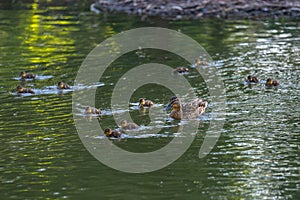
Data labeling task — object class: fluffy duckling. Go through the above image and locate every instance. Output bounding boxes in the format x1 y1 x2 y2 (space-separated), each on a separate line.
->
85 106 101 115
139 98 154 108
57 81 70 89
174 67 189 73
265 78 279 86
16 85 35 94
246 75 259 83
19 71 35 79
195 58 208 66
104 128 122 138
120 120 139 130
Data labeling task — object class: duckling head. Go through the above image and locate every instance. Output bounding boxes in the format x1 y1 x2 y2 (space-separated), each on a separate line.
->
104 128 112 137
195 58 201 65
57 81 64 89
120 120 128 128
266 78 273 85
19 71 26 78
139 98 145 106
16 85 23 92
85 106 92 114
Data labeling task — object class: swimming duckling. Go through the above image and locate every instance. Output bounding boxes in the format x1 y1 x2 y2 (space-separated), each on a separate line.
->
57 81 70 89
120 120 139 130
246 75 259 83
16 85 35 94
265 78 279 86
174 67 189 73
85 106 101 115
104 128 122 138
19 71 35 79
139 98 154 108
195 58 208 66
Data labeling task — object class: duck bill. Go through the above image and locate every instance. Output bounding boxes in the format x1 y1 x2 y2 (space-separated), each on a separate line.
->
164 103 172 110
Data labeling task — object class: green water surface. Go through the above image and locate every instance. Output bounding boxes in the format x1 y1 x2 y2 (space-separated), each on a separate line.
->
0 1 299 199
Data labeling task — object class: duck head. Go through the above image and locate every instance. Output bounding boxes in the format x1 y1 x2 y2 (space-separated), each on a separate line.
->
199 101 208 108
198 101 208 115
171 101 181 111
164 96 178 110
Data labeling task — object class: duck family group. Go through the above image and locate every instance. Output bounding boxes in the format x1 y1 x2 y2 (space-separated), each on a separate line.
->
102 95 209 138
102 74 280 138
16 61 280 139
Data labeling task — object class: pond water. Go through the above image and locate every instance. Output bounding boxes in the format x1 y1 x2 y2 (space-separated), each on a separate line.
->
0 1 299 200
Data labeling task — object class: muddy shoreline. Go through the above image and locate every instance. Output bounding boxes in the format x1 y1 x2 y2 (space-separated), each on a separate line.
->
93 0 300 20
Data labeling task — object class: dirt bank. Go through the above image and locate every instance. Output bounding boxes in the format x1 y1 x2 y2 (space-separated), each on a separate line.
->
93 0 300 20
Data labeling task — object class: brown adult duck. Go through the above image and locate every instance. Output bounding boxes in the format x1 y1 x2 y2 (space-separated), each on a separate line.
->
166 96 208 120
